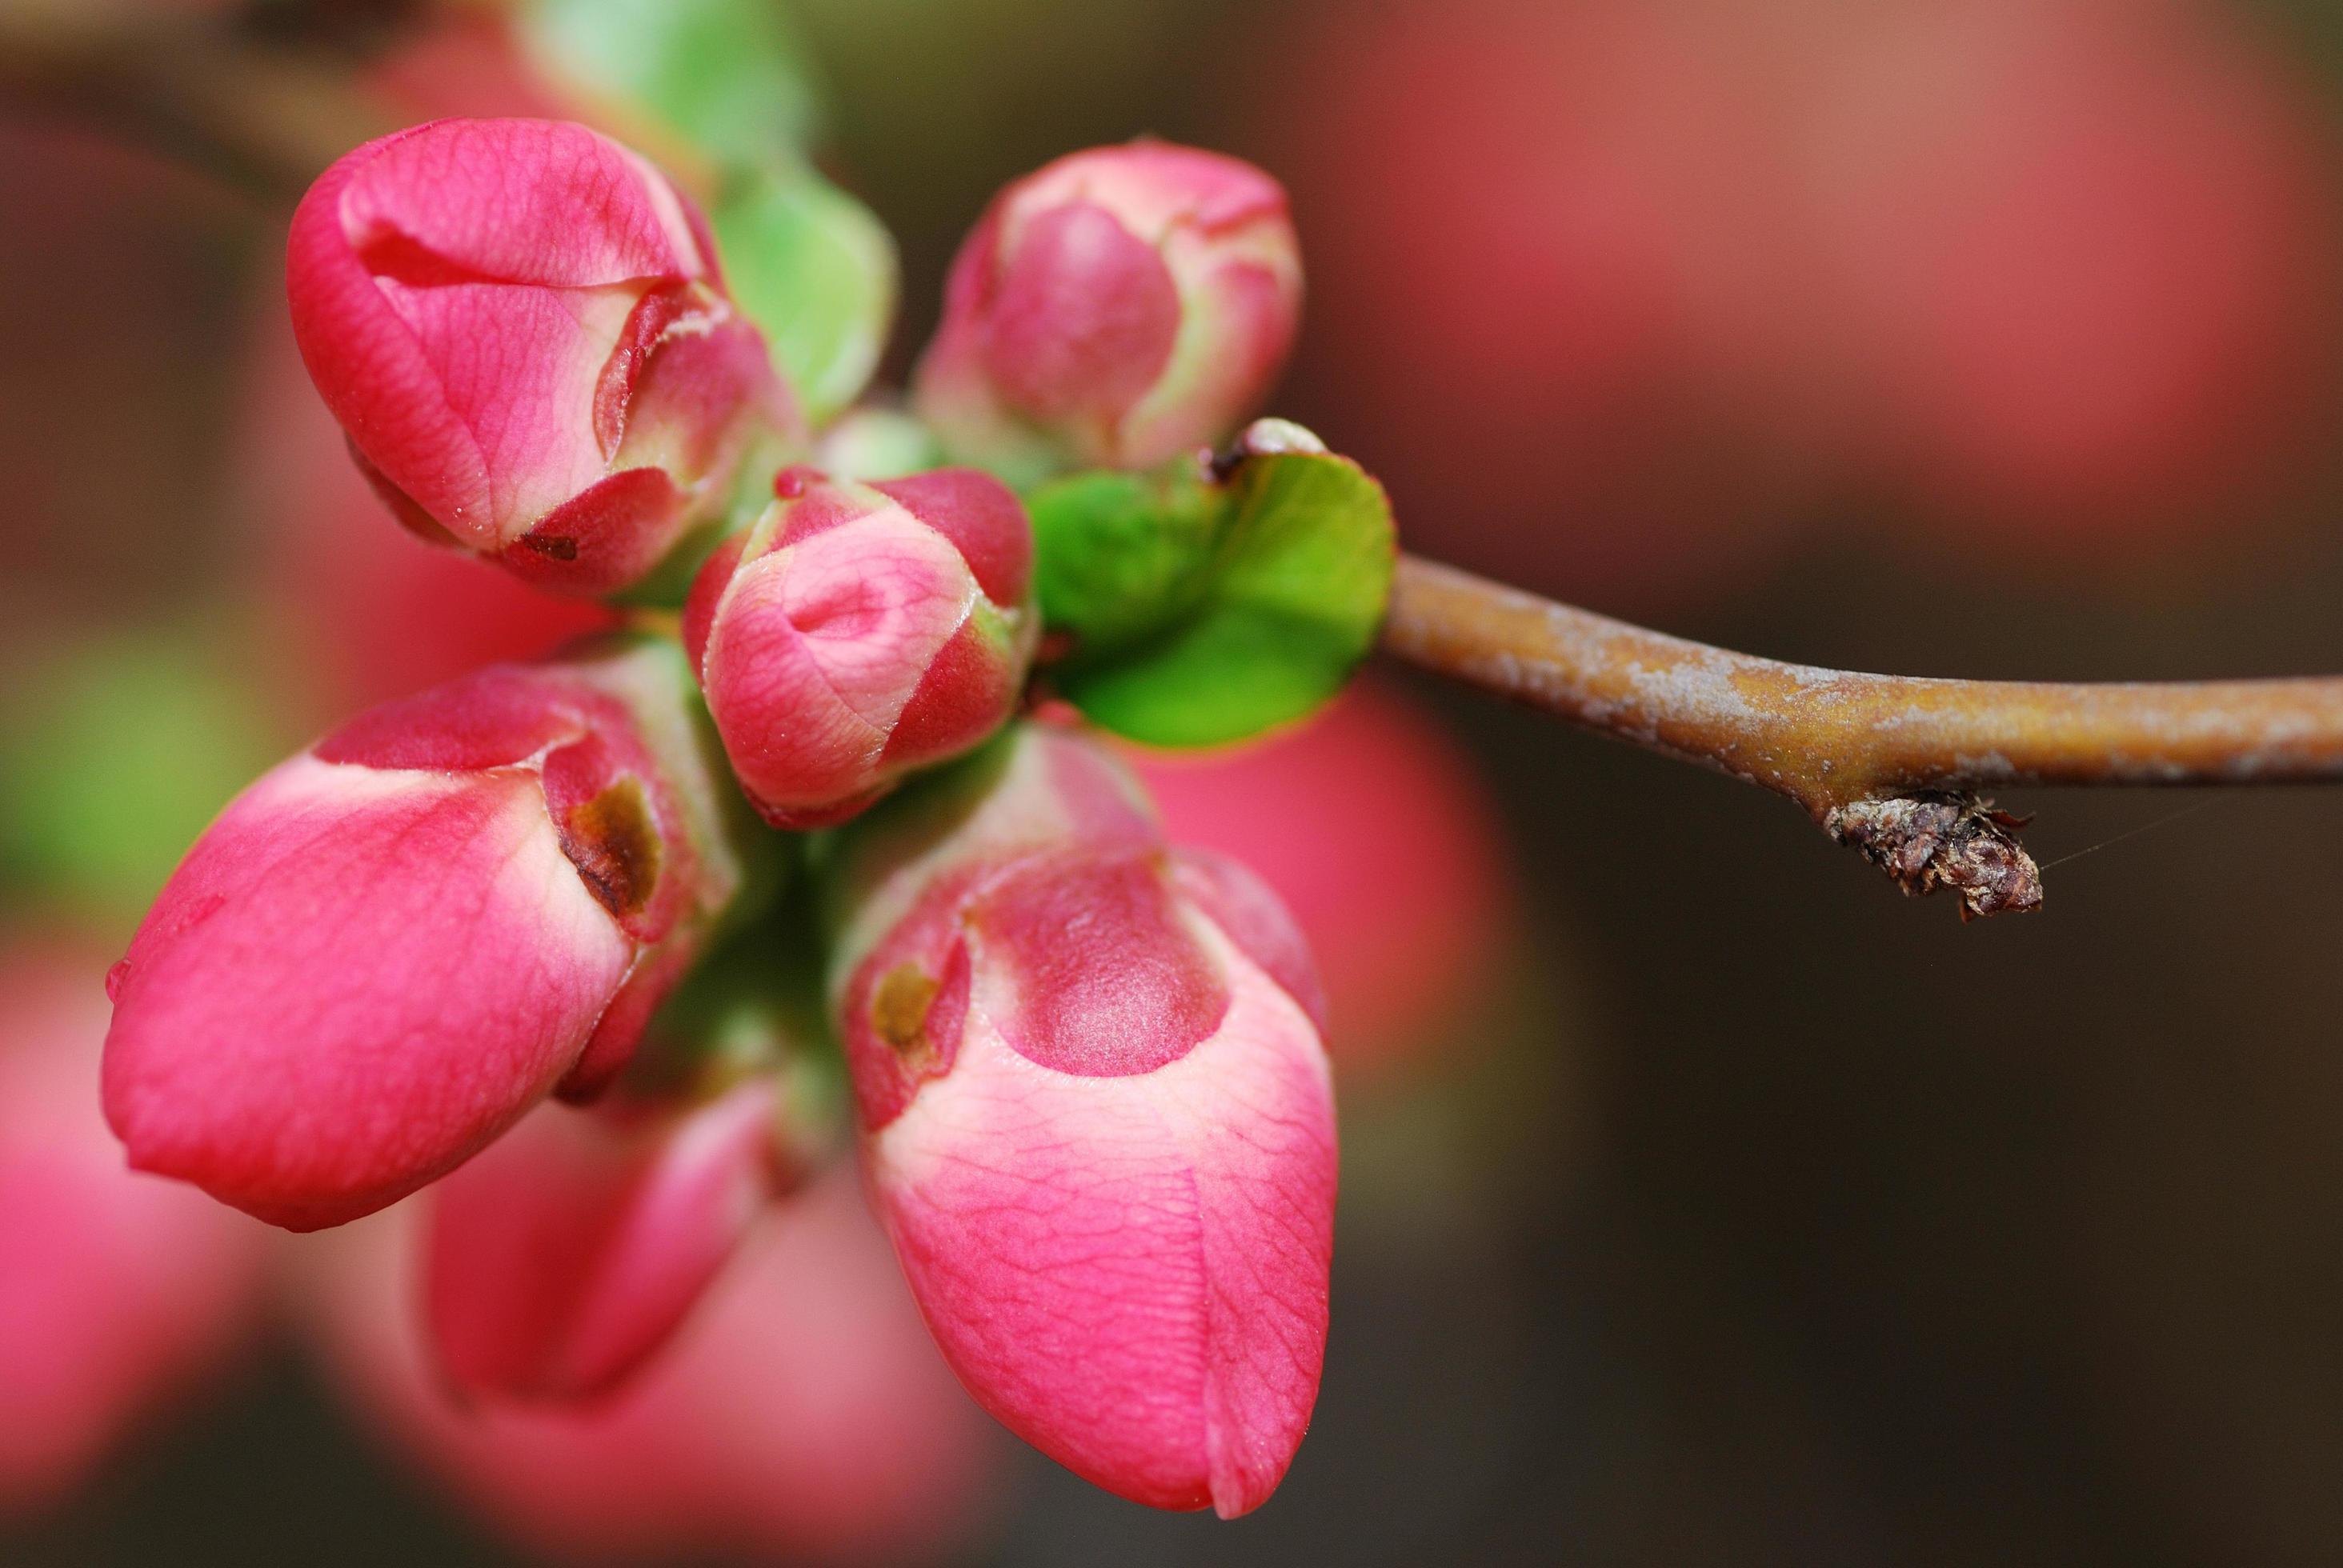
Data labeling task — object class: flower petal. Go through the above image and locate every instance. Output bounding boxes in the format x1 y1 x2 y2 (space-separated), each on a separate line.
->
102 756 634 1230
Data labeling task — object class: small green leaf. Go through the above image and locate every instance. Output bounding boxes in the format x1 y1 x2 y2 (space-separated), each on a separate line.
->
523 0 826 168
1028 466 1227 655
712 165 899 425
1045 446 1397 747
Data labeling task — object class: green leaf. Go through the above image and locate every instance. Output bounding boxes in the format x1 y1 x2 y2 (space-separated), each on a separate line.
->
1045 446 1397 747
523 0 826 168
1027 466 1226 655
712 164 899 425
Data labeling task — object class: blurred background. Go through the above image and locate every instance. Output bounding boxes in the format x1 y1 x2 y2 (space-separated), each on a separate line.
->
7 0 2343 1562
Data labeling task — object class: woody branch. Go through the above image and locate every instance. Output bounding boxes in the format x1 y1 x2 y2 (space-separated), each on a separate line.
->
1379 554 2343 918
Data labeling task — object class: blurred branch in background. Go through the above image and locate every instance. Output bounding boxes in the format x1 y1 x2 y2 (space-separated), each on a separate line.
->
0 4 386 204
1384 554 2343 918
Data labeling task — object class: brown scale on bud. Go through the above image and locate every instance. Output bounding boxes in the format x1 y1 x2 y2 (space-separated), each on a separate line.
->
1824 793 2044 921
871 964 946 1072
559 777 663 918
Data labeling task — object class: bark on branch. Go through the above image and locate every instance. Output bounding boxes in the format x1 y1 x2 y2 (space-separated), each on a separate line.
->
1379 554 2343 917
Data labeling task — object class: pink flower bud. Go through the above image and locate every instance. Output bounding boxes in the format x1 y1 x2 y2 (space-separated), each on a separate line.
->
423 1079 783 1402
914 139 1304 476
831 726 1336 1517
102 642 749 1231
685 466 1038 829
298 1170 995 1564
287 118 795 597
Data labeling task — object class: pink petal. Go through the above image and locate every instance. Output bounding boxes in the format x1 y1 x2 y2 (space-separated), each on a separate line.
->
286 118 779 578
974 850 1231 1076
313 664 591 771
699 509 988 826
336 119 705 290
1014 139 1292 239
867 946 1335 1517
831 726 1162 983
291 117 710 543
424 1079 779 1401
1134 686 1510 1076
363 270 637 536
1167 847 1330 1033
878 609 1026 770
983 199 1182 427
915 139 1302 470
297 1171 995 1562
871 468 1036 606
102 756 635 1230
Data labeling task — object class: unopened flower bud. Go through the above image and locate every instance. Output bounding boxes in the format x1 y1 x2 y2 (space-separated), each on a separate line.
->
914 139 1303 480
829 726 1335 1517
685 466 1037 829
301 1167 991 1562
102 640 751 1230
288 118 795 597
423 1078 783 1402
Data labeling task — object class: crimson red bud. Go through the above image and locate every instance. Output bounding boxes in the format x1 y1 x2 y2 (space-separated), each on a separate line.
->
288 118 797 597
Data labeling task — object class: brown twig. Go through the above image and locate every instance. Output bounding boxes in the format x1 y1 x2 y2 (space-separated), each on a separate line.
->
1380 554 2343 917
0 11 383 206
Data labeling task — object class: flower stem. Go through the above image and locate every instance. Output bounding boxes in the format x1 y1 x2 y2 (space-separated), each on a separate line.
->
1379 554 2343 916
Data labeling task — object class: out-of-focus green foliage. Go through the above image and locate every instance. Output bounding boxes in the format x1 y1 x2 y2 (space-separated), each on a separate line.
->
522 0 898 426
0 636 285 930
712 165 898 425
815 404 945 481
523 0 826 166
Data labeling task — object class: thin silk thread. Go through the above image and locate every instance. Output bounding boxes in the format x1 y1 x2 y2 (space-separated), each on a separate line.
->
2036 798 2223 871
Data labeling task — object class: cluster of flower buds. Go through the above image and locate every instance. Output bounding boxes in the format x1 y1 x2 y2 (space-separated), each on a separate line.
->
106 106 1344 1522
288 118 796 596
915 139 1305 478
828 726 1336 1516
685 466 1039 826
102 640 754 1230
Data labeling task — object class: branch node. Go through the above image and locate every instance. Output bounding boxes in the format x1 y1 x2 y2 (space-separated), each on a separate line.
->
1823 793 2045 921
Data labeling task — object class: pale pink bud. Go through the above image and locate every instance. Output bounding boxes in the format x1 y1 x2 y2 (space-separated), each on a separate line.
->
287 118 796 596
0 948 266 1511
423 1079 783 1402
831 726 1336 1517
102 641 748 1231
914 139 1304 477
298 1171 995 1563
684 466 1038 829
